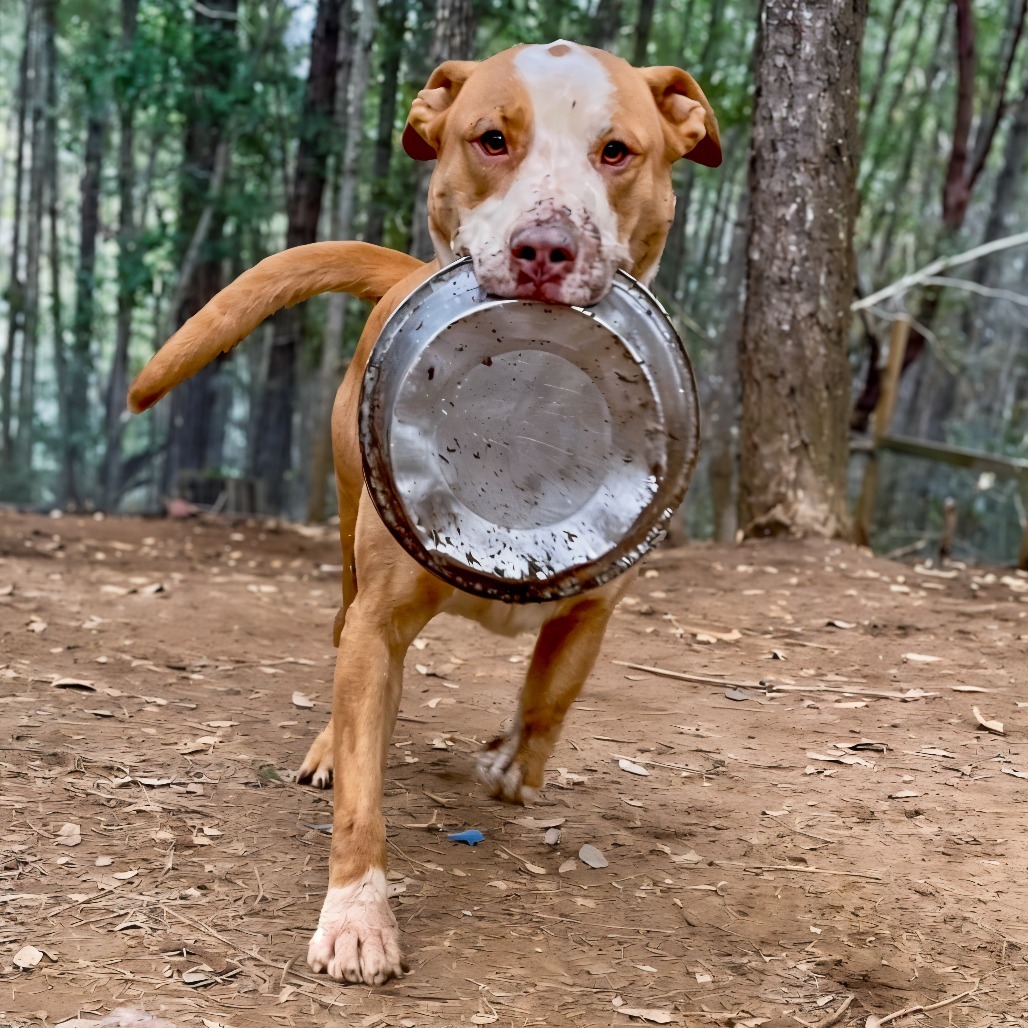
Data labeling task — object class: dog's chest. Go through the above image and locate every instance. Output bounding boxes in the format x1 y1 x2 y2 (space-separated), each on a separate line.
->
441 592 560 638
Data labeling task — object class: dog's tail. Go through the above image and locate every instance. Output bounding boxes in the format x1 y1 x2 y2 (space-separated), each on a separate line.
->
127 242 426 413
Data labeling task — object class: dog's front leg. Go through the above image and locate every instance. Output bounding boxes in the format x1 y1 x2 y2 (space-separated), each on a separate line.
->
478 580 632 804
306 583 435 984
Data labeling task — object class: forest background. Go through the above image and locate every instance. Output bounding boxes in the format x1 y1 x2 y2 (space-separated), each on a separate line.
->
0 0 1026 567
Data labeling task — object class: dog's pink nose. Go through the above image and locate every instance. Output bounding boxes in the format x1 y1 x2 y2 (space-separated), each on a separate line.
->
510 223 578 284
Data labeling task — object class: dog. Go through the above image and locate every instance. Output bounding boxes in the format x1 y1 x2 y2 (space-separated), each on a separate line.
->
127 40 720 985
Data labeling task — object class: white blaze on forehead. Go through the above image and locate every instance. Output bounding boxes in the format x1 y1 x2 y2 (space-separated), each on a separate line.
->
451 41 626 283
513 41 615 148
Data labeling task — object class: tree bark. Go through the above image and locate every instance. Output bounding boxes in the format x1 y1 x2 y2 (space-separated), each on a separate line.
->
363 0 407 249
101 0 139 508
738 0 867 539
2 4 33 470
250 0 343 513
308 0 379 523
41 0 74 506
632 0 657 65
69 66 108 507
163 0 239 494
706 191 748 543
408 0 476 261
15 0 47 490
589 0 623 51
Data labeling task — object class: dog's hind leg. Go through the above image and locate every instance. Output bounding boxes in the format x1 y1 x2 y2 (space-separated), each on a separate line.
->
297 488 359 789
478 575 635 805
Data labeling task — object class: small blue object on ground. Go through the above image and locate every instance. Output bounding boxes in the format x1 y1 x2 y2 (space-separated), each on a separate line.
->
448 829 485 845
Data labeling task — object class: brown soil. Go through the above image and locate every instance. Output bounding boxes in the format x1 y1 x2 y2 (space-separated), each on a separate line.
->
2 510 1027 1028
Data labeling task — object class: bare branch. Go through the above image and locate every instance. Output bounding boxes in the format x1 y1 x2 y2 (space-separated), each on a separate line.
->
852 230 1028 311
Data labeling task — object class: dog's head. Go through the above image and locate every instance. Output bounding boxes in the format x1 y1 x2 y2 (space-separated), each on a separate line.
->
404 41 720 306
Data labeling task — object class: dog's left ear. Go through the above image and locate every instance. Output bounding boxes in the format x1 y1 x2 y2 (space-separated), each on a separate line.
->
403 61 479 161
640 67 722 168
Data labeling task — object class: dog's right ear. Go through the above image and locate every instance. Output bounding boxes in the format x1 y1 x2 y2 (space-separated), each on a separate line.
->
403 61 478 161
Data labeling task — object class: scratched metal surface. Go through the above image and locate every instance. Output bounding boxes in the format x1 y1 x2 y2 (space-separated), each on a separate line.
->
360 258 700 603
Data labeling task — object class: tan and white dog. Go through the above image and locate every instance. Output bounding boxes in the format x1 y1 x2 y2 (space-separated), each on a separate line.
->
128 40 719 985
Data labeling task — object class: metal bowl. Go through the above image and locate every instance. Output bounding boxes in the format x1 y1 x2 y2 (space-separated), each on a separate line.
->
359 258 700 603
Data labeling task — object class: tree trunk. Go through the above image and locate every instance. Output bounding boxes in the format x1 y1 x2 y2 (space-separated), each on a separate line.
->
164 0 239 495
738 0 866 539
706 192 748 543
250 0 342 514
2 5 33 470
363 0 408 249
632 0 657 65
41 0 74 506
308 0 379 523
589 0 622 51
101 0 139 508
408 0 476 261
15 0 47 492
69 73 108 507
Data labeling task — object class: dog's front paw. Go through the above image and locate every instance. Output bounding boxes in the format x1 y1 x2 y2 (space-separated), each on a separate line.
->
307 871 406 985
297 724 333 789
477 733 540 805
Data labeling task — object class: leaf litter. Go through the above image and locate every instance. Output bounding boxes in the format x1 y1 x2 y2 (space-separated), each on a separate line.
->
3 512 1026 1025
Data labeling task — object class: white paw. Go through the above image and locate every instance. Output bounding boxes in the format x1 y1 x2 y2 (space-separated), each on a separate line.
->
297 727 333 789
476 734 539 805
306 870 405 985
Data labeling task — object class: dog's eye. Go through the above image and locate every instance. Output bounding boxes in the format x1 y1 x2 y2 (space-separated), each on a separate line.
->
479 130 508 156
601 140 630 166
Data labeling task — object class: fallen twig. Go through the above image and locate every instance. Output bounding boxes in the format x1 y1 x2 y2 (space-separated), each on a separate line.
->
800 994 853 1028
610 752 704 774
613 660 761 689
750 864 883 882
867 984 978 1026
615 660 934 701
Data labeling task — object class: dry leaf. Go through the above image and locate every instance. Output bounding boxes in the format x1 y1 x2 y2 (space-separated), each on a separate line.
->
615 1009 673 1024
579 844 608 868
903 652 942 663
888 790 920 799
1002 767 1028 780
514 816 565 829
917 747 954 758
52 677 95 691
558 859 576 874
291 691 315 708
807 752 875 768
618 757 650 777
522 861 547 875
972 707 1004 735
13 945 44 969
54 823 81 847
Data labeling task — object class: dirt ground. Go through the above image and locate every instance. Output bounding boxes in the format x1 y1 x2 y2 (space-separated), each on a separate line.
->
2 510 1028 1028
